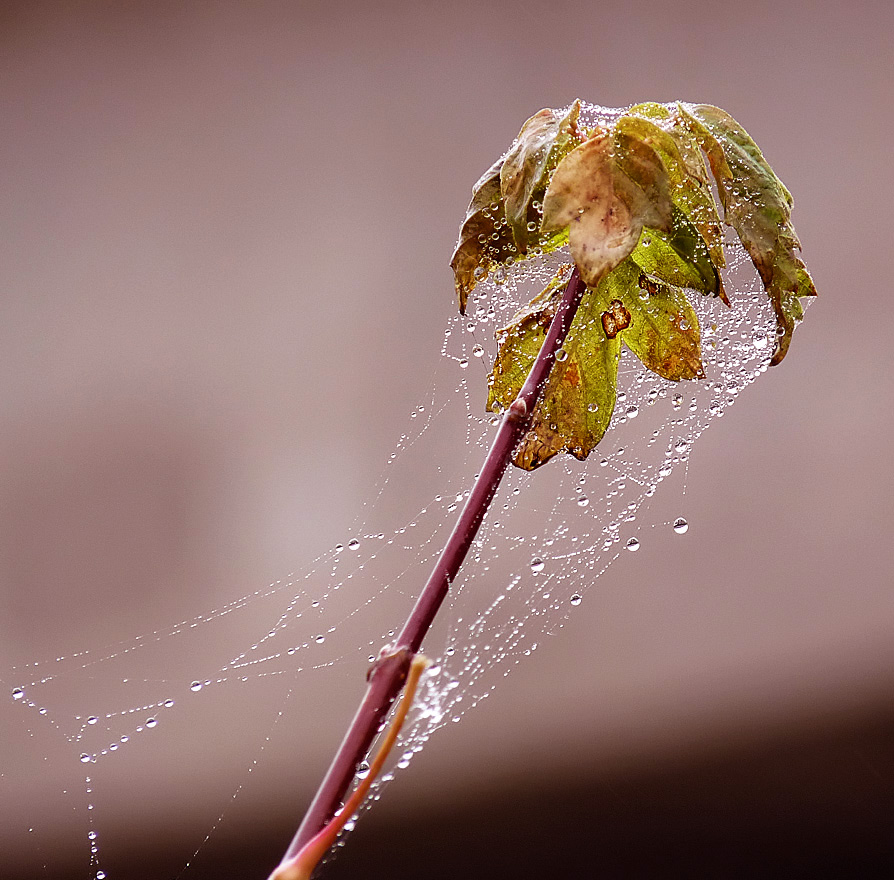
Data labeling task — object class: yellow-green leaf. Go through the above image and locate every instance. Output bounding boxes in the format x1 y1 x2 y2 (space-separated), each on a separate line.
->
489 270 619 470
632 207 727 302
500 101 582 255
611 258 704 381
677 103 817 363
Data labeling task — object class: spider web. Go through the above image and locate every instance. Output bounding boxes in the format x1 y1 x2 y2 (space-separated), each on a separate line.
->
2 148 791 878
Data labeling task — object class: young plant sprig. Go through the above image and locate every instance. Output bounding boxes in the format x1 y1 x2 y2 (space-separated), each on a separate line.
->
269 100 816 877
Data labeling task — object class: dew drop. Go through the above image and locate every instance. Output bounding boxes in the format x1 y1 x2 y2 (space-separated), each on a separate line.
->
80 754 91 764
625 537 640 552
87 831 97 841
146 718 157 728
577 496 589 508
190 681 203 692
348 538 360 550
458 358 469 368
570 594 582 606
587 402 599 413
752 329 768 349
355 761 370 779
555 348 568 362
530 557 545 573
11 687 24 701
626 405 639 419
87 715 98 725
314 634 326 644
334 543 344 553
96 872 106 879
673 518 689 534
672 394 683 410
471 344 485 358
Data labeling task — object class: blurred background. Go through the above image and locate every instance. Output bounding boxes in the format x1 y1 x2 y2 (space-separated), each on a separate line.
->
2 1 893 877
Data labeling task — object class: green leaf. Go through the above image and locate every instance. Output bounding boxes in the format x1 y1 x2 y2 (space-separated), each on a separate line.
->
632 207 727 303
677 103 817 363
500 101 583 255
488 256 703 470
541 128 672 288
623 104 726 269
612 258 704 382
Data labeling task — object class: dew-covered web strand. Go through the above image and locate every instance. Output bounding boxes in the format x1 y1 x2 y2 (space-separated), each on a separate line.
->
4 105 805 877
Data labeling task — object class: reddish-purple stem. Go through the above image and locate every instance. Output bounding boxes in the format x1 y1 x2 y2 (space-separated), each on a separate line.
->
282 267 586 863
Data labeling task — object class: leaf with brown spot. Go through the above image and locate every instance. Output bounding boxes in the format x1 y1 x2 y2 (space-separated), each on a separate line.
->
612 258 704 381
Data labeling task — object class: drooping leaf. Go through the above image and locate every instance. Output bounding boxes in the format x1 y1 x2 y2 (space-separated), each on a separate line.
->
500 101 583 254
623 104 726 269
540 128 672 289
677 103 817 363
450 158 517 314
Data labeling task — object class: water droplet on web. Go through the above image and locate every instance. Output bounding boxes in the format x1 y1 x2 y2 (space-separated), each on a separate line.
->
80 754 91 764
473 266 486 280
87 716 98 725
625 537 640 552
471 344 484 358
658 463 672 478
96 871 106 879
530 557 545 573
570 594 582 606
11 687 24 701
626 405 639 419
355 761 370 779
752 329 768 349
164 699 174 708
674 439 689 454
555 349 568 362
672 394 683 410
190 681 203 692
673 517 689 534
458 358 469 368
314 634 325 644
577 495 589 508
87 831 97 841
146 718 157 728
348 538 360 550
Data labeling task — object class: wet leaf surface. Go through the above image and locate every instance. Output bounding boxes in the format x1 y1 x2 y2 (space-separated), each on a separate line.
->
678 103 817 363
454 99 816 468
